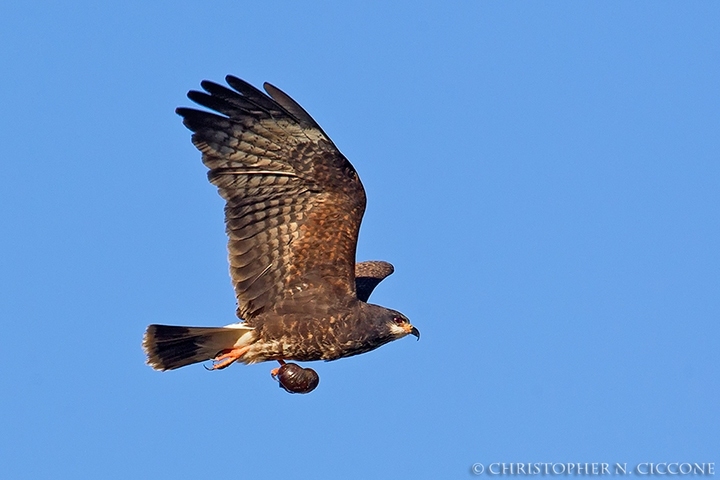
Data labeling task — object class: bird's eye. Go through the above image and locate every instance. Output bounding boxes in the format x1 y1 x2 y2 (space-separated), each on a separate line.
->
393 316 404 325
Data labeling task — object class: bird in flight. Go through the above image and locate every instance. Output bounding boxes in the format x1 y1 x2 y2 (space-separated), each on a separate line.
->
142 76 418 393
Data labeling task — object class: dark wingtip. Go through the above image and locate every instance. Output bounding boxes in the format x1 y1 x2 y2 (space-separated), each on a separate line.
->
355 261 396 302
200 79 222 92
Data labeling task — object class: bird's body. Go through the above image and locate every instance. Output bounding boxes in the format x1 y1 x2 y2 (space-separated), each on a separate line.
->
143 76 417 390
244 301 409 363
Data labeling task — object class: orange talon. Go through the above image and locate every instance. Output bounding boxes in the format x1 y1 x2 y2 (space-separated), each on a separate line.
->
270 359 286 378
210 346 250 370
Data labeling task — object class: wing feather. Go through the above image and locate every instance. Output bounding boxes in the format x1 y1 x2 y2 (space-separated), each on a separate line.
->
178 77 366 321
355 261 395 302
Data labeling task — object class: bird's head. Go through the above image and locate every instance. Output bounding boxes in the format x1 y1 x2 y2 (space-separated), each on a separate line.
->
357 303 419 351
347 303 419 357
386 310 419 340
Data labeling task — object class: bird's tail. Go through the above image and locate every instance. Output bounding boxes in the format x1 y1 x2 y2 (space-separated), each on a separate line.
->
142 324 255 371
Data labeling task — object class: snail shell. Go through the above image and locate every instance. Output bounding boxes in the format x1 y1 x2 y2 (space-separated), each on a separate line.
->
275 363 319 394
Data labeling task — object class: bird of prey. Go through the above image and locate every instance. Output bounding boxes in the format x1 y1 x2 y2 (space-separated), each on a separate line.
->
143 76 418 392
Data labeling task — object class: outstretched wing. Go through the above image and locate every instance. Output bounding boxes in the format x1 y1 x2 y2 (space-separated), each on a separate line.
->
355 261 394 303
177 76 366 321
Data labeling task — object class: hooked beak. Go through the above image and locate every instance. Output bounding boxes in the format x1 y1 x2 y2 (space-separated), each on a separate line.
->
400 322 420 340
409 326 420 341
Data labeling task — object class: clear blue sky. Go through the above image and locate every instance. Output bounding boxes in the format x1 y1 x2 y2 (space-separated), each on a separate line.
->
1 2 718 479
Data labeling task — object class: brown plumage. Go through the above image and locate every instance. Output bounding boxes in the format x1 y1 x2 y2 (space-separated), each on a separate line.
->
143 76 418 391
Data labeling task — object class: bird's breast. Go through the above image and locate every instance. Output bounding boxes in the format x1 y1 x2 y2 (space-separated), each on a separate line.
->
243 313 379 363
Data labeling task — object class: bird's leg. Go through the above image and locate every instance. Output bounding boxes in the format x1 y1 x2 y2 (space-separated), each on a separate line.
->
270 359 286 378
209 346 250 370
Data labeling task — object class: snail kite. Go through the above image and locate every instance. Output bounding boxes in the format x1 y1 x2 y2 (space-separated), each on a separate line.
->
142 76 418 388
